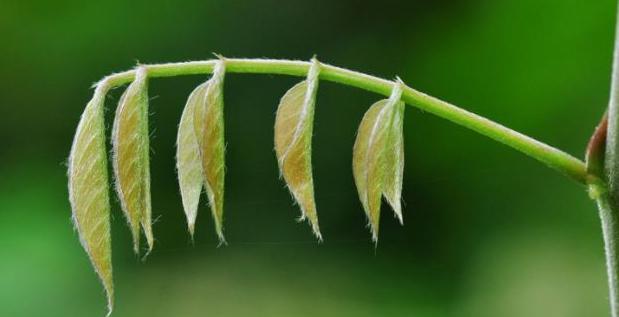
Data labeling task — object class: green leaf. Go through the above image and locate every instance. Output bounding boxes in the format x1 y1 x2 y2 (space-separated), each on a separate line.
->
382 101 405 224
68 85 114 315
111 68 154 254
353 83 404 242
193 62 227 244
274 59 322 240
176 83 209 237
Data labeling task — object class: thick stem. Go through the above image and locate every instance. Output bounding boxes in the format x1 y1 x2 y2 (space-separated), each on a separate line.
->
602 3 619 316
598 194 619 317
99 58 593 185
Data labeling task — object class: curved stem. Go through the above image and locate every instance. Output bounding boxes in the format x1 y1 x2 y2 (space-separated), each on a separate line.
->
99 58 593 185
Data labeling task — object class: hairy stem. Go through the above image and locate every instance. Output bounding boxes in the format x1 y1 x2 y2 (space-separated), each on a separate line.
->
99 58 593 185
601 4 619 316
598 194 619 317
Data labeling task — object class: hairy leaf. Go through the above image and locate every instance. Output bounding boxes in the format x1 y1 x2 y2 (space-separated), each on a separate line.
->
382 101 405 223
353 84 404 241
193 62 226 243
176 83 208 237
111 68 154 254
274 59 322 240
68 85 114 315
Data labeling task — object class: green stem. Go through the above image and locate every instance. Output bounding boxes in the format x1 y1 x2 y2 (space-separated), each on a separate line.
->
99 58 593 185
601 3 619 316
598 194 619 317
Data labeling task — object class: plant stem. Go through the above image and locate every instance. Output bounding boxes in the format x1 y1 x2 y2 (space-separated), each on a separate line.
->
601 4 619 316
598 194 619 317
99 58 593 185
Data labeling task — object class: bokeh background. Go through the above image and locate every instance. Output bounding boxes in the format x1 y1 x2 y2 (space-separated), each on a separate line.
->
1 0 617 316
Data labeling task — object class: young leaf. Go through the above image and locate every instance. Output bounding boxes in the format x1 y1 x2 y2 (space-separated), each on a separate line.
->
274 58 322 240
176 83 208 237
68 84 114 315
111 67 154 254
353 83 404 241
382 100 405 224
193 61 227 243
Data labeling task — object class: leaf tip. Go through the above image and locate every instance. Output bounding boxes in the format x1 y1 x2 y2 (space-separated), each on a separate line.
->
188 222 196 240
313 226 323 243
144 231 154 255
105 288 114 317
391 200 404 225
304 215 322 242
395 211 404 225
371 227 379 245
216 230 227 247
369 214 380 243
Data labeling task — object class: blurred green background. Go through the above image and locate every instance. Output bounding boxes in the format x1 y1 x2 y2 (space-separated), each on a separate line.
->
0 0 617 316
